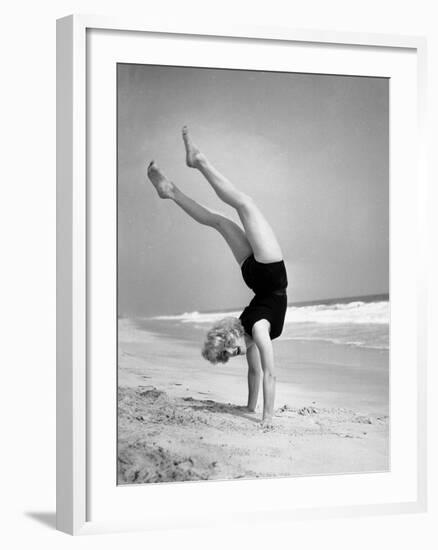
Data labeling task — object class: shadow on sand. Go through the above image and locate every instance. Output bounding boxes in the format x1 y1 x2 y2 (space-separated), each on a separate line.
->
181 396 260 424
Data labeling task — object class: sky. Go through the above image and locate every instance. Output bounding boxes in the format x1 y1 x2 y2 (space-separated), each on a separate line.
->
117 64 389 317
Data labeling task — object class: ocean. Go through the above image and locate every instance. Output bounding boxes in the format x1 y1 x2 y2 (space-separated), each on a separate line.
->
119 295 389 414
138 295 389 351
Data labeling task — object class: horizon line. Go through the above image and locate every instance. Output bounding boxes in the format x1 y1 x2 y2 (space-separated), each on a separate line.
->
119 292 389 319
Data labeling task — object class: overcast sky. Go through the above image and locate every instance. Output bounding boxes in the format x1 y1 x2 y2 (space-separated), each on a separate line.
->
118 64 388 317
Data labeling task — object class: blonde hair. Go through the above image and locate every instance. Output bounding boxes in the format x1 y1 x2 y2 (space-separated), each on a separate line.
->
201 316 244 364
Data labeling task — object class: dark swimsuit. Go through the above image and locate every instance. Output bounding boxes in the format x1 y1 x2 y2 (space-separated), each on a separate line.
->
239 254 288 340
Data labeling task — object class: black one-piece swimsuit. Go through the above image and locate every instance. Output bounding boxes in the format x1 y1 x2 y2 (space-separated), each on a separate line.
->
239 254 288 340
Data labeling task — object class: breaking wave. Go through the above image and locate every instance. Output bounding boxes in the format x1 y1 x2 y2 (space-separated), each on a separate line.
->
152 300 389 326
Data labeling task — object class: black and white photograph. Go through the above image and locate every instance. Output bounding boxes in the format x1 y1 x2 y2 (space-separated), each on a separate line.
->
2 0 435 543
117 63 389 484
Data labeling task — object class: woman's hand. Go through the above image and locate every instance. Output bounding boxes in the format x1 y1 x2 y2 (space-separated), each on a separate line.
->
235 405 257 414
260 416 274 430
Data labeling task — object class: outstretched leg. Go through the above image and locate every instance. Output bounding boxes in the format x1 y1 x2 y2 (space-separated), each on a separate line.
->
182 127 283 263
147 161 252 264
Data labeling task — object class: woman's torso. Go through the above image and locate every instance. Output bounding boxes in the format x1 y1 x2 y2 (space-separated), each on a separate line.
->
239 254 288 340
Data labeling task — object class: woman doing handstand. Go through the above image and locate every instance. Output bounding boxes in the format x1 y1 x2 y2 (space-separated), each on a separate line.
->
147 127 288 428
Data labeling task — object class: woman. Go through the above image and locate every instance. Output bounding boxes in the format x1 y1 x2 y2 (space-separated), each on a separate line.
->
147 127 288 428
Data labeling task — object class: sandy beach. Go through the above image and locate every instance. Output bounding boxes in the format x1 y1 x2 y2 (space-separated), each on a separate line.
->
117 317 389 484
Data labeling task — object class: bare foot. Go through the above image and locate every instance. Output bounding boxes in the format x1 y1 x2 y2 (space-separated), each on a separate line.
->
147 161 175 199
182 126 205 168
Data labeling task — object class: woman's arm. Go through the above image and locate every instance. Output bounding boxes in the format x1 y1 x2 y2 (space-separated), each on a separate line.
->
246 344 262 412
251 320 276 427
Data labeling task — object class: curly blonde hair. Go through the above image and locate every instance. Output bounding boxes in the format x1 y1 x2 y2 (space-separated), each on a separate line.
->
201 316 244 364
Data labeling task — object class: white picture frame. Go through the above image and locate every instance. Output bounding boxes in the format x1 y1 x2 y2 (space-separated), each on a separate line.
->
56 14 428 535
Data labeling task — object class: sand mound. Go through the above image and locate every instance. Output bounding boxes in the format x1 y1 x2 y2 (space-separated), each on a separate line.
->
117 385 389 485
118 443 216 483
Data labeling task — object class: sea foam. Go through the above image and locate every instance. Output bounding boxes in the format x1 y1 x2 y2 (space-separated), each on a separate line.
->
152 300 389 326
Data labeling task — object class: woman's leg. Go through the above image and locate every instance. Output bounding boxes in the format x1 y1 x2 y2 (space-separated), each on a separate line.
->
147 161 252 264
182 127 283 263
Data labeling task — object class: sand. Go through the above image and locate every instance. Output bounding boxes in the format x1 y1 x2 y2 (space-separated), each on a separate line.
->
117 325 389 484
